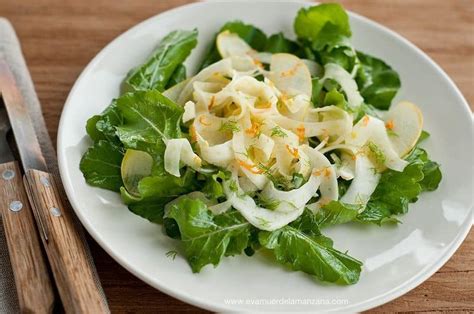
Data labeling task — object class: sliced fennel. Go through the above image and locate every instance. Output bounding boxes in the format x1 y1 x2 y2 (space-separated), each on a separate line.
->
158 47 424 229
321 63 364 109
164 138 201 177
340 154 381 207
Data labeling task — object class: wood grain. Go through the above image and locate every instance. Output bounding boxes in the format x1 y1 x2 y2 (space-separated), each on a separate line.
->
0 161 54 313
24 169 108 313
0 0 471 312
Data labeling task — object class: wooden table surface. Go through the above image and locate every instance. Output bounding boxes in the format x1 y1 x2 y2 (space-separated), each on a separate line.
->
2 0 473 312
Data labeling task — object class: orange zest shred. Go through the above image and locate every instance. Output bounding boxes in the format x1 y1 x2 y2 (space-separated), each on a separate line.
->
238 159 263 174
208 95 216 110
245 120 262 138
312 168 323 176
252 58 264 69
296 125 305 142
198 115 211 126
313 167 332 177
385 119 395 130
285 144 299 159
323 167 332 177
362 115 370 126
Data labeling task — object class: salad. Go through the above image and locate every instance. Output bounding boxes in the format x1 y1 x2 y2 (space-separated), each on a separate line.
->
80 3 442 285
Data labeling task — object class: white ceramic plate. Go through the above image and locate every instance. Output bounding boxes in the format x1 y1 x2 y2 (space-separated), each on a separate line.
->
57 1 473 312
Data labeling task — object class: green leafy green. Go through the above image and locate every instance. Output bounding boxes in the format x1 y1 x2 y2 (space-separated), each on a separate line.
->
320 47 357 71
80 140 124 191
316 201 361 228
167 198 252 272
294 3 356 71
259 210 362 284
120 187 171 224
406 147 442 192
123 29 198 92
115 90 183 173
199 21 267 70
357 147 441 225
119 167 198 223
138 168 198 199
356 202 400 225
201 170 230 201
417 130 430 144
356 51 401 110
165 64 187 89
324 88 350 111
85 100 123 143
294 3 351 51
310 77 324 106
264 33 299 54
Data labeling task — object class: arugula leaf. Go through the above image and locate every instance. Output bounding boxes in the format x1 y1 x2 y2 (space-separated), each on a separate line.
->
357 147 441 225
138 168 198 199
120 187 171 224
85 100 123 143
259 211 362 284
323 88 350 111
356 202 400 225
294 3 351 50
167 198 251 272
417 130 430 144
320 46 358 71
291 209 331 245
201 170 230 201
123 29 198 92
165 64 187 89
354 103 381 123
118 167 198 223
199 21 267 70
264 33 299 54
294 3 356 70
115 90 183 173
80 140 124 192
406 147 442 192
316 201 361 228
356 51 401 110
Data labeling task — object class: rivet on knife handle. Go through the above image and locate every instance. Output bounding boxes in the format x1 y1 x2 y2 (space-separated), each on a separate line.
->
24 169 108 313
0 161 54 313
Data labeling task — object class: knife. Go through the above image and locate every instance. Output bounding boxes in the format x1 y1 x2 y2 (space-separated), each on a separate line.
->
0 60 109 313
0 104 55 313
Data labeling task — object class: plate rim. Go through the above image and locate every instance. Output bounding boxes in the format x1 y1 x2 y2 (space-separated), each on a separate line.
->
57 1 473 312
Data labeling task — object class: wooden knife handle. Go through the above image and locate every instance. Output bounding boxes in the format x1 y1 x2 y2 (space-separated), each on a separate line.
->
24 169 108 313
0 161 54 313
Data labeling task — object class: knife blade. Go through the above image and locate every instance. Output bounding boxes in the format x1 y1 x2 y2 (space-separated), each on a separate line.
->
0 104 54 313
0 60 109 313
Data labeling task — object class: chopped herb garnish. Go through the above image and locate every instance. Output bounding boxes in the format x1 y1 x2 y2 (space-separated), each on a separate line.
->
256 196 281 210
387 129 399 137
366 141 386 165
165 250 178 260
228 179 238 192
219 120 240 133
271 126 288 138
